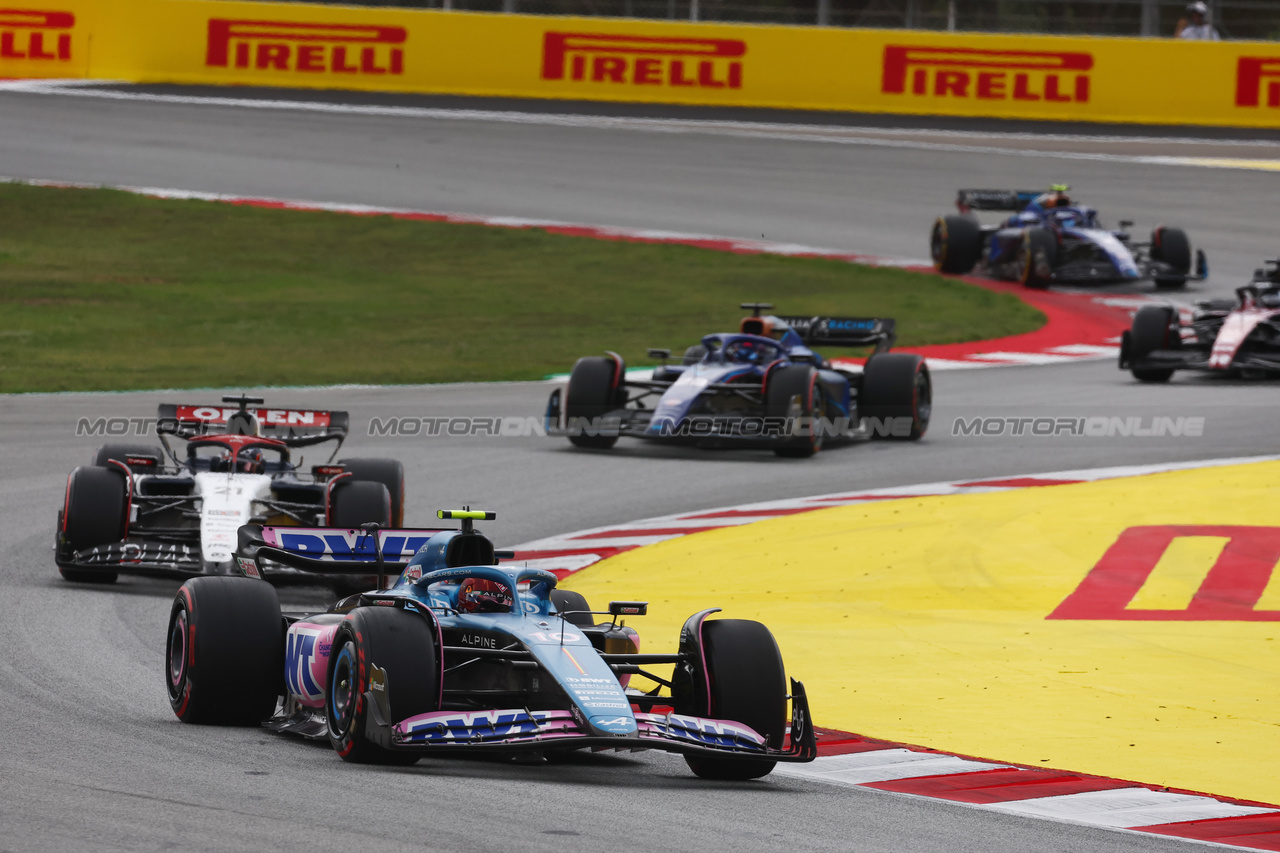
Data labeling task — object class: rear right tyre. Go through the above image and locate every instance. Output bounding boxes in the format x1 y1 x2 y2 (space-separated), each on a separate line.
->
1150 226 1191 290
329 480 392 529
336 458 406 527
859 354 931 441
550 589 595 628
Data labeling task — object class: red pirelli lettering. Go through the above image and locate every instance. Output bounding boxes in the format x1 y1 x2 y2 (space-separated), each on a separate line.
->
1048 525 1280 621
883 45 1092 105
206 18 406 76
1237 56 1280 108
0 8 74 61
542 31 745 90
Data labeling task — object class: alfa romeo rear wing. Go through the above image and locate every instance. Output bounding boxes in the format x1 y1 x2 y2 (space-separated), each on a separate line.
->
156 401 350 442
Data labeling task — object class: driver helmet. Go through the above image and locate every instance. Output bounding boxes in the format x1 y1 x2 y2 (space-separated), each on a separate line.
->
236 447 266 474
457 577 513 613
725 339 765 364
1036 184 1071 210
1186 1 1208 17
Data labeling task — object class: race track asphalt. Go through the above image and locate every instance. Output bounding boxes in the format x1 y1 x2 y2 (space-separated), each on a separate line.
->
1 86 1276 852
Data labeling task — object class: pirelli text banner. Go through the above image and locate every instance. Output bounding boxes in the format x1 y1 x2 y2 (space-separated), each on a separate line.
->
3 0 1279 128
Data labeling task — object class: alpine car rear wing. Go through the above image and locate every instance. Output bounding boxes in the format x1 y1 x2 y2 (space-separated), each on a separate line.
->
237 523 515 587
956 189 1041 213
775 316 897 352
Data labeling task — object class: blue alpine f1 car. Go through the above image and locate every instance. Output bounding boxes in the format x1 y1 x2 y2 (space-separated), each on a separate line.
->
545 303 931 457
931 185 1207 290
165 511 817 779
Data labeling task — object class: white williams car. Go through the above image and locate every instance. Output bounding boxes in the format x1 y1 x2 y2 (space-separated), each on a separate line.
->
55 395 407 594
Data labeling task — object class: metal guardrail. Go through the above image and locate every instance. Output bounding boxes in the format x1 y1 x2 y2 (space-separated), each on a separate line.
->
263 0 1280 40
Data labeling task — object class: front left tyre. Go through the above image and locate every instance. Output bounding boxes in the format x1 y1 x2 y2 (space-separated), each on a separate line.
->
681 619 788 781
564 356 624 449
327 606 439 764
765 364 824 458
1017 227 1057 289
59 465 128 584
1125 305 1180 383
166 576 283 724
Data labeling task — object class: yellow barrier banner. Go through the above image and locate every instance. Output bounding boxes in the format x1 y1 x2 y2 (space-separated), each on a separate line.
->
3 0 1280 128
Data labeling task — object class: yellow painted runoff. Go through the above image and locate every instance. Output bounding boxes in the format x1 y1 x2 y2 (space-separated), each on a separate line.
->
4 0 1280 127
565 461 1280 805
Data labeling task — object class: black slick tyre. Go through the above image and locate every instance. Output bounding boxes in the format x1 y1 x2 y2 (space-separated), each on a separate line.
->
551 589 594 628
330 481 392 529
765 364 822 458
565 356 623 449
930 215 982 274
92 444 163 469
1017 227 1057 289
1151 226 1191 289
326 607 438 764
1128 305 1179 383
59 465 128 584
683 619 787 781
166 576 283 724
337 458 406 527
859 354 931 441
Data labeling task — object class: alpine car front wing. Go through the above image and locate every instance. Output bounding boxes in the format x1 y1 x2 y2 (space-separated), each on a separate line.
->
366 677 818 764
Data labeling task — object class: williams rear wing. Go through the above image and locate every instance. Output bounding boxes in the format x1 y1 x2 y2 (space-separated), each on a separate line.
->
956 189 1041 213
775 316 897 351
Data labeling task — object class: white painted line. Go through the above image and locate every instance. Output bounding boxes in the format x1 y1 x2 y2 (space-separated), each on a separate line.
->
775 749 1007 785
504 555 602 574
964 351 1092 365
1047 344 1121 357
6 80 1280 173
986 788 1278 829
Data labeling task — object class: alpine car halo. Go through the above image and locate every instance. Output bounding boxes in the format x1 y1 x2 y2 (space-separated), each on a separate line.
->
165 509 817 780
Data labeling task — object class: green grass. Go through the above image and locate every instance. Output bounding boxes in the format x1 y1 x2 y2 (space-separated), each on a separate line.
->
0 183 1044 393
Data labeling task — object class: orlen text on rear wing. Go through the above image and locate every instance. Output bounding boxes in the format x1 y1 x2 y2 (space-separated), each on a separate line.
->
157 402 350 442
776 316 897 352
956 189 1041 213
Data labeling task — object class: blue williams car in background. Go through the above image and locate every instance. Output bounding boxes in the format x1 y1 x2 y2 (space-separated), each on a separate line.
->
930 185 1207 290
546 303 931 457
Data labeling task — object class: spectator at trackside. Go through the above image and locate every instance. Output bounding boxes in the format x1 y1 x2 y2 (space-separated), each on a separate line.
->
1176 2 1220 39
